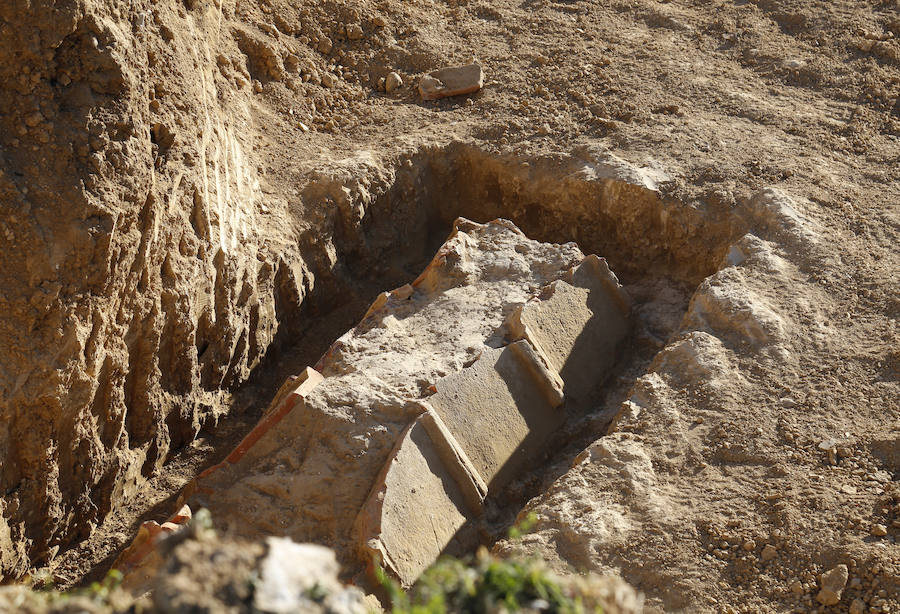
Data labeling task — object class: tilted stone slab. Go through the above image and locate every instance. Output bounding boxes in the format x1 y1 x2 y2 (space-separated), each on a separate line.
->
427 340 565 491
507 254 631 403
357 416 474 586
178 367 324 505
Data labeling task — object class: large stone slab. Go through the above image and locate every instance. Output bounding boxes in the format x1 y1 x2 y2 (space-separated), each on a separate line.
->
116 219 633 590
427 340 565 490
357 418 473 586
507 255 630 403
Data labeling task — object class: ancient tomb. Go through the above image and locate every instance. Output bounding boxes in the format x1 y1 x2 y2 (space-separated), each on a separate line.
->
118 218 631 587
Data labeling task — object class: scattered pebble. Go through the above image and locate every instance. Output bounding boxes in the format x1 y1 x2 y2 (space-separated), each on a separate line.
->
346 24 364 40
761 544 777 562
870 523 888 537
385 71 402 93
24 112 43 128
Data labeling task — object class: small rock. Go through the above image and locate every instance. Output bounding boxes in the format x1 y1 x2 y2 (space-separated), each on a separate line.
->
790 580 804 595
742 539 756 551
317 37 333 54
816 564 848 606
321 73 336 88
24 112 43 128
372 15 387 27
849 598 866 614
346 24 363 40
418 63 483 100
818 439 837 451
870 523 888 537
761 544 777 561
385 71 402 93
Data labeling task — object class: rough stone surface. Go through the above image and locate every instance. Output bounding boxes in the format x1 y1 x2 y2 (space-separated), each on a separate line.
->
816 564 848 606
183 219 589 578
254 538 366 614
418 64 484 100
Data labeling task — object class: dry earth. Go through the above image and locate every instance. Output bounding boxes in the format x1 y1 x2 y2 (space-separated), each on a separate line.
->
0 0 899 612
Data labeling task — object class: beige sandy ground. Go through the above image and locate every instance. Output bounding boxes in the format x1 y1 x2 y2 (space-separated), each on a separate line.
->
0 0 898 612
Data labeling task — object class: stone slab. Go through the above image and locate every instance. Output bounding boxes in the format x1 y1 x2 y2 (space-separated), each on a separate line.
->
419 64 484 100
357 419 471 586
227 367 324 463
508 255 630 403
427 341 564 490
179 367 323 505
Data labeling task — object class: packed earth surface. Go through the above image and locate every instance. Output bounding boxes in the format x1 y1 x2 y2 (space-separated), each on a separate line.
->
0 0 898 612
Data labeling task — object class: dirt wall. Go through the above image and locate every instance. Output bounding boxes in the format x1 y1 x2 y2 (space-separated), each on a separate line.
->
0 0 326 577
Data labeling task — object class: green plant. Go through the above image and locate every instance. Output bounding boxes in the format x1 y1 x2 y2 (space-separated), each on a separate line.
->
506 512 538 542
82 569 124 603
378 549 603 614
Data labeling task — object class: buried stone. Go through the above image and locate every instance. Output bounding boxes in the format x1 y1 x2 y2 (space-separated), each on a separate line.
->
114 218 631 588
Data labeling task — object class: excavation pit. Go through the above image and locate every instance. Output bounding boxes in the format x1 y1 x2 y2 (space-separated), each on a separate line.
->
50 142 750 589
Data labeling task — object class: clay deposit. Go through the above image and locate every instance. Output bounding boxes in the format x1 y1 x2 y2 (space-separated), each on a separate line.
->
1 0 898 611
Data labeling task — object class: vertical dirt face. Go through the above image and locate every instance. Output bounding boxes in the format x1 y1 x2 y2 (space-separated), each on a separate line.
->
0 0 310 577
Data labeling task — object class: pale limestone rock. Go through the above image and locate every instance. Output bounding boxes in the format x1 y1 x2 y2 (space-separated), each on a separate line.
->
419 64 484 100
385 71 402 93
815 564 848 606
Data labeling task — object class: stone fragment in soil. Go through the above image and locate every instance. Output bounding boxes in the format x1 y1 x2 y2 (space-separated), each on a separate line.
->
419 64 484 100
385 71 402 93
816 563 848 606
